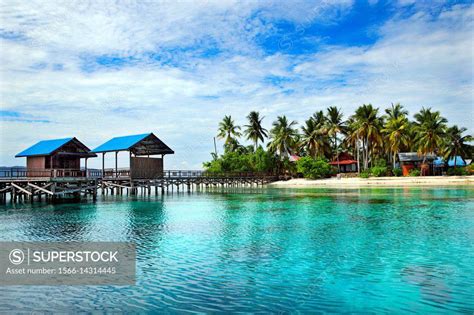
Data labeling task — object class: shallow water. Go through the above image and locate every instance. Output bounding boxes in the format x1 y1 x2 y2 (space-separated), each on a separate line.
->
0 187 473 313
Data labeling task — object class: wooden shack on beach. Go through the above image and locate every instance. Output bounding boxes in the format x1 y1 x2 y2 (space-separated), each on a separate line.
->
398 152 436 176
329 152 358 173
15 137 97 177
92 133 174 179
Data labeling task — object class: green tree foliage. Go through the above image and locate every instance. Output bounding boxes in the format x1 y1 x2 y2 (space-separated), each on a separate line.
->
409 169 421 177
217 115 241 148
383 105 411 168
392 167 403 177
350 104 383 170
326 106 346 171
203 147 276 173
442 125 473 168
300 114 330 159
267 116 298 157
296 157 334 179
413 108 447 159
209 107 472 177
244 111 268 150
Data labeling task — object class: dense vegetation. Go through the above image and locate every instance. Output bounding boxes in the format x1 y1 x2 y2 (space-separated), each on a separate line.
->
204 105 473 177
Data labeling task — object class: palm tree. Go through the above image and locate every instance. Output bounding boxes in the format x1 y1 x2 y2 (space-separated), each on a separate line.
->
442 125 473 168
244 111 268 150
217 115 241 147
326 106 346 172
351 104 383 169
267 116 298 157
345 117 362 173
300 117 329 158
413 108 447 160
312 110 327 127
383 116 410 168
385 103 408 120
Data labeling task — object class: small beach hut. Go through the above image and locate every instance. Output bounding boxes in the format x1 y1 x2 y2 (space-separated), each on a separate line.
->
92 133 174 179
15 137 97 177
329 152 358 173
398 152 436 176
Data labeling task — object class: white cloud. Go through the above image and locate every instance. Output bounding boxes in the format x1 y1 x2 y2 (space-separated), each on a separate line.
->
0 1 472 169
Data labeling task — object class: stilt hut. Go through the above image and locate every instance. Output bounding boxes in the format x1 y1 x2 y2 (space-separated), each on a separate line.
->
15 137 97 177
92 133 174 179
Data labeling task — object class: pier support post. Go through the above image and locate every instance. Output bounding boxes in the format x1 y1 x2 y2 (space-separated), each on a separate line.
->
101 152 106 195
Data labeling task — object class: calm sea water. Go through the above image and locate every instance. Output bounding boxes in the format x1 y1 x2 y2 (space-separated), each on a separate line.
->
0 187 473 313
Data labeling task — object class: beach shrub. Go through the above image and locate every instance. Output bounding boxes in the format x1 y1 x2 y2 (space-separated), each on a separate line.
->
295 156 313 177
392 167 403 177
296 157 333 179
409 169 421 176
360 170 370 178
447 167 468 176
373 158 387 167
248 147 276 172
370 166 388 177
467 164 474 175
203 148 277 174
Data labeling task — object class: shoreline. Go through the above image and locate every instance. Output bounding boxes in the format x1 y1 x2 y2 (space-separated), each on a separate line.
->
268 176 474 188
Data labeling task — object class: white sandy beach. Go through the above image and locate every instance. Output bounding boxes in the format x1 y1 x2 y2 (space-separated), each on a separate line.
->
269 176 474 188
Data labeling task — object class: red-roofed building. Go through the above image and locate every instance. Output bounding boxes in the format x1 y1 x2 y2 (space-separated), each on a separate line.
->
289 155 301 162
329 152 358 173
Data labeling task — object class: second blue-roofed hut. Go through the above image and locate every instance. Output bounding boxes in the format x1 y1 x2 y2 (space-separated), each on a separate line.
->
92 133 174 179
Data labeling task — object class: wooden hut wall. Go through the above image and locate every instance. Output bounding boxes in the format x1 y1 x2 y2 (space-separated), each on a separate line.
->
27 156 46 170
130 157 163 179
52 155 80 169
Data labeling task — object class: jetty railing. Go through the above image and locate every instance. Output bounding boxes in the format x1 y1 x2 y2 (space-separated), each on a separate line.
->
0 168 101 179
0 168 277 180
0 169 279 203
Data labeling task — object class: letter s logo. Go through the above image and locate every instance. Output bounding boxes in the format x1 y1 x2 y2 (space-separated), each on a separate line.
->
9 249 25 265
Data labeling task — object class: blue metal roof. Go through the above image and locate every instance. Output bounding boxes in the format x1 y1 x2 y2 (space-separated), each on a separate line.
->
448 156 466 167
15 137 73 157
92 133 151 153
434 156 466 167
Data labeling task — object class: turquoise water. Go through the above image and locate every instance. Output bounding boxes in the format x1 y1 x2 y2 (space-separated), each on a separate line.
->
0 187 473 313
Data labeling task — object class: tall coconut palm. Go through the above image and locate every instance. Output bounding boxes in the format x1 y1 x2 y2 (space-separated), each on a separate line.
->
385 103 408 120
442 125 473 168
267 116 298 157
344 117 362 173
413 107 447 160
383 116 411 168
352 104 383 169
300 117 329 158
217 115 241 147
312 110 327 127
244 111 268 150
326 106 346 172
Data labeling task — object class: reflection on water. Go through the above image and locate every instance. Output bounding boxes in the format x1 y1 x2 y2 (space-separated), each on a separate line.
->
0 187 473 313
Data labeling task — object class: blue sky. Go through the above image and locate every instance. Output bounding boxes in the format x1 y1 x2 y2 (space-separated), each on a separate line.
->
0 0 473 168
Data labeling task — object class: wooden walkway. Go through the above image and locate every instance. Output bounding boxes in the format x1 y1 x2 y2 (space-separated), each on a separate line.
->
0 170 278 203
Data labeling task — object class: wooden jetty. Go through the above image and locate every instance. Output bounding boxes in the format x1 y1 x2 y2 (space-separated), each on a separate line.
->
0 169 277 203
1 133 277 203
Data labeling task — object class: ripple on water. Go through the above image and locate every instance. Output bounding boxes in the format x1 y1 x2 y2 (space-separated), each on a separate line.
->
0 188 473 312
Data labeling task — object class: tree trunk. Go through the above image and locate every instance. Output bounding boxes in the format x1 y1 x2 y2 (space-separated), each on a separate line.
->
362 138 366 171
335 134 340 173
357 138 360 174
393 152 397 169
365 134 370 170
